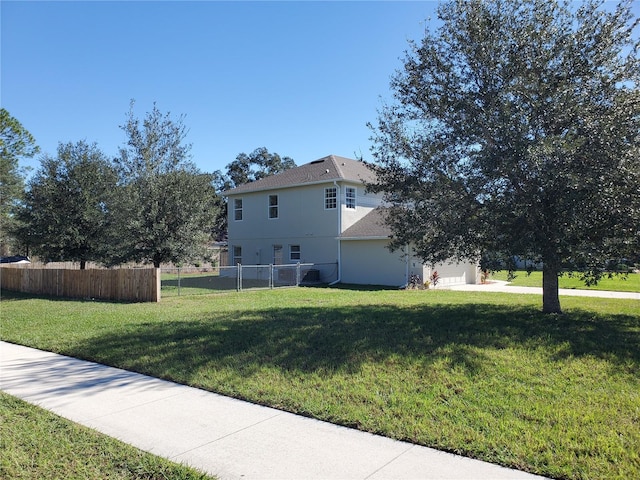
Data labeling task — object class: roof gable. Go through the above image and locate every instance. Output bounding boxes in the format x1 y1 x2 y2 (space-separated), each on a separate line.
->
224 155 376 195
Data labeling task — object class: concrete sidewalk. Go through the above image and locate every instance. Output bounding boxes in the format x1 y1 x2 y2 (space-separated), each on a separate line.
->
449 280 640 300
1 341 546 480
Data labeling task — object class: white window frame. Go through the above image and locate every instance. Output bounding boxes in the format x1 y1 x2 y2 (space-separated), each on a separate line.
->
346 187 356 209
289 245 301 262
268 194 279 219
324 187 337 209
233 198 243 221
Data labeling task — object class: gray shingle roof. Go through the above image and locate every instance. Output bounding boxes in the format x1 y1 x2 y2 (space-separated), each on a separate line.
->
224 155 376 195
340 207 392 239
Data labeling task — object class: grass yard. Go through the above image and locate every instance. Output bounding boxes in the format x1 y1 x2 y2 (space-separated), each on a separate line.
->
161 271 244 296
490 270 640 292
1 287 639 479
0 392 213 480
161 271 298 296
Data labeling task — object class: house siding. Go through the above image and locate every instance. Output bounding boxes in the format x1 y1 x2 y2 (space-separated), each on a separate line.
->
227 183 343 282
341 240 408 286
229 184 339 243
341 241 479 288
227 181 385 268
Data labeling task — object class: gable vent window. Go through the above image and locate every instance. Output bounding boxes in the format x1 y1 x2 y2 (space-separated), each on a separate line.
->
346 187 356 209
325 187 337 209
234 198 243 221
268 194 278 219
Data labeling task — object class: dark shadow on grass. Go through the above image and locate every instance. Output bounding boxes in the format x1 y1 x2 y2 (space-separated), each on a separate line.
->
67 302 640 387
0 289 135 304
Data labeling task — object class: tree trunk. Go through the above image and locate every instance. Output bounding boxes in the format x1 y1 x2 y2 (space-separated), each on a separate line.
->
542 263 562 314
80 260 86 270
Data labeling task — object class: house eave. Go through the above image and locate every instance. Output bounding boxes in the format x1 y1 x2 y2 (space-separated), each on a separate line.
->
223 178 352 197
338 236 391 241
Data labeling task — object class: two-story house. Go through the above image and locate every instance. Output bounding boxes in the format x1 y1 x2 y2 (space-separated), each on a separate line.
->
224 155 478 287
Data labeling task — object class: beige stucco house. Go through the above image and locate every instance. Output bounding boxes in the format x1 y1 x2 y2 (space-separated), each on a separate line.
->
224 155 479 288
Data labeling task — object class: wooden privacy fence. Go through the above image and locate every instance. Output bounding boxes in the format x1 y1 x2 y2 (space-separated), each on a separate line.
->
0 267 160 302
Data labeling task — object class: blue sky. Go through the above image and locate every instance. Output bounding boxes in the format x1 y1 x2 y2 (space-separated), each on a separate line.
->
2 1 439 175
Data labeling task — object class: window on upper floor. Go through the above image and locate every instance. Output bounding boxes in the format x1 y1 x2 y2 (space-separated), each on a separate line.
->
346 187 356 209
290 245 301 261
233 198 243 221
325 187 337 209
268 194 278 219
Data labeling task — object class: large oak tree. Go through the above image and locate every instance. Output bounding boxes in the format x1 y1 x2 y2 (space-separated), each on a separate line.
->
368 0 640 313
18 141 118 269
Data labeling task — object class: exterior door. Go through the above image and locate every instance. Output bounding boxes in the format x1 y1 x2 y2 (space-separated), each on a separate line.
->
273 245 283 265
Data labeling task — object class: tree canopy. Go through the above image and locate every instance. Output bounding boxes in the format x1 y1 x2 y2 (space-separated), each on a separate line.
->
0 109 39 255
368 0 640 313
17 141 118 269
215 147 296 191
113 102 220 267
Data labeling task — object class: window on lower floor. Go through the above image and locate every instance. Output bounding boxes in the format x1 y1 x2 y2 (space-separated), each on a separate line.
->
290 245 301 261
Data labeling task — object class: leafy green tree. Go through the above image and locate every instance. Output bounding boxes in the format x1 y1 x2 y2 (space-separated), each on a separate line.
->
215 147 296 191
212 147 295 240
17 141 118 269
113 102 219 268
368 0 640 313
0 108 39 255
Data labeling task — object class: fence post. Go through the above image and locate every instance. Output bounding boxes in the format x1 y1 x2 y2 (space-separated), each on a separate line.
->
269 264 273 289
155 268 161 302
237 263 241 292
296 262 301 286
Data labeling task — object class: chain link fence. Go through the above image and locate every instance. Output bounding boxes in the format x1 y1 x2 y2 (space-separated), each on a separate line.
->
161 262 337 296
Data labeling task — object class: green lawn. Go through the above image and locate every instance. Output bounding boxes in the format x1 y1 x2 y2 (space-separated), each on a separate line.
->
161 271 297 296
490 270 640 292
1 287 639 479
0 392 213 480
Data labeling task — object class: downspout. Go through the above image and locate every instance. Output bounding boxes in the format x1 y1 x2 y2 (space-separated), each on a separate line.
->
329 180 342 285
